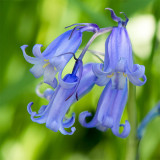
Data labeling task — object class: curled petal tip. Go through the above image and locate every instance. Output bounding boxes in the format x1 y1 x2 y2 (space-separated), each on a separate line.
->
21 44 39 64
112 120 131 138
59 126 76 135
105 8 112 11
38 105 47 114
27 102 34 114
20 44 28 50
63 113 75 128
32 44 43 58
79 111 96 128
105 8 129 26
105 8 121 22
120 12 129 26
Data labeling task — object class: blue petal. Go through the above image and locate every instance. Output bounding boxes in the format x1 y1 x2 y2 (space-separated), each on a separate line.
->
27 102 48 124
105 8 129 26
104 27 133 72
21 45 40 64
102 116 113 128
44 89 55 100
31 115 47 124
96 81 116 126
32 44 43 58
38 105 48 114
105 8 121 23
111 72 126 89
79 81 114 128
44 74 78 134
59 126 76 135
104 33 111 70
46 121 59 132
44 64 58 87
27 102 47 117
44 30 82 72
79 79 130 138
96 125 108 132
43 30 82 58
96 116 113 132
63 113 75 128
79 111 98 128
112 120 130 138
115 58 126 72
127 64 147 86
30 63 44 78
110 79 130 138
92 63 111 86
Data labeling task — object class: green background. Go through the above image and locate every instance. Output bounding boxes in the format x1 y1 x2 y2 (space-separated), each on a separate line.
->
0 0 160 160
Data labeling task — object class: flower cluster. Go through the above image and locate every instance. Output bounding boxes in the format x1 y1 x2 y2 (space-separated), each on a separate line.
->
21 9 146 138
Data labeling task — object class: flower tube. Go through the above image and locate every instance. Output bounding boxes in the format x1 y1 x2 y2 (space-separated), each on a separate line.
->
93 8 146 89
79 79 130 138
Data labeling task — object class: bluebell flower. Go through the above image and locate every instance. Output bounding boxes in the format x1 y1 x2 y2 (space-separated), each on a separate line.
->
27 62 96 135
21 23 99 87
79 9 146 138
93 8 147 89
79 79 130 138
137 102 160 139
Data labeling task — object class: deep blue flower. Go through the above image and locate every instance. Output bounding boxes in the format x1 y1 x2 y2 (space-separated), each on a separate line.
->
27 63 96 135
93 8 147 89
21 23 99 87
137 102 160 139
79 79 130 138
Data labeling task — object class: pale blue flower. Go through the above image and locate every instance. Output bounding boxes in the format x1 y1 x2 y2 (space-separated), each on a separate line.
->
27 63 96 135
79 9 146 138
21 24 99 87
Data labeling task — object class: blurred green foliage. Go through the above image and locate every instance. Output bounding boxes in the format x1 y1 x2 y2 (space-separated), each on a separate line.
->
0 0 160 160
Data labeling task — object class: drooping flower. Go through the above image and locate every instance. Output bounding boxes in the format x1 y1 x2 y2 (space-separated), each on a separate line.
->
137 102 160 139
79 79 130 138
93 8 147 89
27 62 96 135
79 8 147 138
21 23 99 87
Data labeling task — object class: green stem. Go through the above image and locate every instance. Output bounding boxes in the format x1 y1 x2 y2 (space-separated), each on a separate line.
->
125 82 138 160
